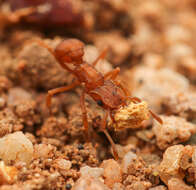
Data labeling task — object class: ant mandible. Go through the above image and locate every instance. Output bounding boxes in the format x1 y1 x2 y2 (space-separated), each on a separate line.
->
37 39 162 160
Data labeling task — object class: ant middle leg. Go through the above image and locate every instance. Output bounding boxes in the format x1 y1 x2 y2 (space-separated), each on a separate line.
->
46 80 80 109
104 67 132 96
80 90 90 141
115 80 131 97
104 67 130 96
101 109 119 160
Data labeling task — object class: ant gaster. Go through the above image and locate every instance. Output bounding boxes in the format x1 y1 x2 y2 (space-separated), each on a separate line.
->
37 39 162 160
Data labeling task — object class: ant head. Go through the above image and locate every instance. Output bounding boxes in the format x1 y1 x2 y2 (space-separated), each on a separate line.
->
55 39 84 64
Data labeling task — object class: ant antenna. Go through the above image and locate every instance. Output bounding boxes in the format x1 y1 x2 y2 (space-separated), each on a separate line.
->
149 110 163 124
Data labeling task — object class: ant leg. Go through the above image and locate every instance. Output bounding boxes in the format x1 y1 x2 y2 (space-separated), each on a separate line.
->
80 90 90 141
104 67 130 96
149 110 163 124
104 67 120 80
125 96 142 103
101 109 119 160
46 80 80 109
115 80 131 97
92 47 109 67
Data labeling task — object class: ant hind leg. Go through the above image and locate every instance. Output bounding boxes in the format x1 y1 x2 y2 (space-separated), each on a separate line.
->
104 68 131 96
101 110 119 160
46 80 80 109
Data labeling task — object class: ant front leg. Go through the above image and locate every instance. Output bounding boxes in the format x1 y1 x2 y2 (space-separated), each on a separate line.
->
101 109 119 160
80 90 90 141
46 80 80 110
92 47 109 67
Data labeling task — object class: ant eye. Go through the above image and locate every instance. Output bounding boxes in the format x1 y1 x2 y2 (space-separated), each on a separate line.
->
97 100 103 106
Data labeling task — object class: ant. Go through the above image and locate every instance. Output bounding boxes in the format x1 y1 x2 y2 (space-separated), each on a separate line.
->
0 6 35 32
36 39 162 159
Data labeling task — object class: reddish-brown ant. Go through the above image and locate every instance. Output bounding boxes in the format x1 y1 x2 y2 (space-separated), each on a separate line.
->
36 39 162 159
7 0 84 27
0 6 35 32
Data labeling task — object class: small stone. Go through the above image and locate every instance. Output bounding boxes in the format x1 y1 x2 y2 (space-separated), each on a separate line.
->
80 166 104 178
73 165 109 190
72 176 110 190
153 116 196 150
0 131 33 165
101 159 122 188
34 144 55 159
54 159 72 170
158 145 184 185
121 151 137 173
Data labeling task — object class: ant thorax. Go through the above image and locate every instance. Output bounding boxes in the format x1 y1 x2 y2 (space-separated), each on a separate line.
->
74 63 104 90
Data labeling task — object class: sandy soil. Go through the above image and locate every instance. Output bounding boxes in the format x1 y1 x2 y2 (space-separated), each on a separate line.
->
0 0 196 190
